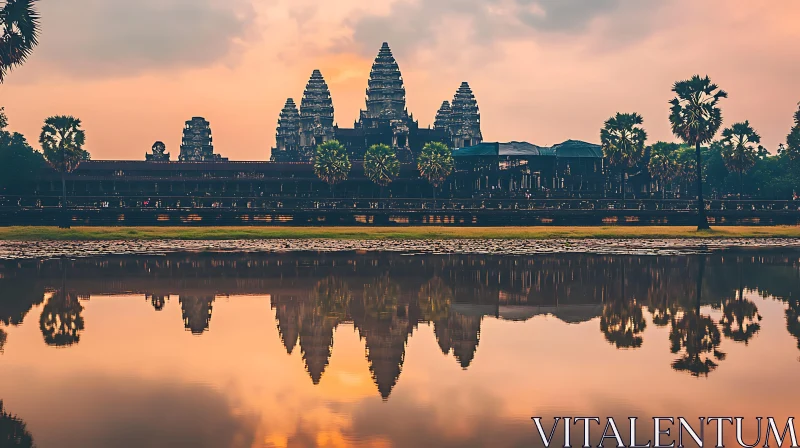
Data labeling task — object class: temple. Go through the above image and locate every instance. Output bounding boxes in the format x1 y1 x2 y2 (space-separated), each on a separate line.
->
271 42 479 162
179 117 227 162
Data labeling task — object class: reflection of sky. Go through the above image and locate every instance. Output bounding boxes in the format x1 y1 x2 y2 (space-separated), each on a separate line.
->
0 292 798 447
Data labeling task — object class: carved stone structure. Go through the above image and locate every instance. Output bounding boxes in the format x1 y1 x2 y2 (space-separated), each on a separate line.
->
271 42 477 163
298 70 336 161
272 99 301 162
145 141 170 162
447 82 483 148
179 117 227 162
434 101 452 132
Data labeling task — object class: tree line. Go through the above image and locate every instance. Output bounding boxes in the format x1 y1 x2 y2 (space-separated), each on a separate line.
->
602 76 800 229
312 140 454 202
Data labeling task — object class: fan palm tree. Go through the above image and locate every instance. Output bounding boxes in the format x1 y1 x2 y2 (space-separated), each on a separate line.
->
720 121 760 197
417 141 454 205
600 112 647 207
648 150 680 199
669 75 728 230
786 103 800 162
39 116 89 229
0 0 40 83
313 140 351 198
364 143 400 202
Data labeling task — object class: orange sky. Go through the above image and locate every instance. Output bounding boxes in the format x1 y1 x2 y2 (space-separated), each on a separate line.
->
1 0 799 161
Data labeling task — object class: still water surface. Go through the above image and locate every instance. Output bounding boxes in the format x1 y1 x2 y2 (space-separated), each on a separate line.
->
1 252 799 447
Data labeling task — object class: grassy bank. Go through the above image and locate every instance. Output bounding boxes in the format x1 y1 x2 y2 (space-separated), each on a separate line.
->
0 226 799 240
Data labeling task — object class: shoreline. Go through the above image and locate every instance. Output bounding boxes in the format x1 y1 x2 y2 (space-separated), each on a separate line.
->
1 226 799 241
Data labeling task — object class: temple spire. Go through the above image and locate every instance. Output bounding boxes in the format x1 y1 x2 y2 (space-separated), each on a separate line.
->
449 82 482 148
298 70 335 160
272 98 301 162
364 42 407 120
434 101 452 131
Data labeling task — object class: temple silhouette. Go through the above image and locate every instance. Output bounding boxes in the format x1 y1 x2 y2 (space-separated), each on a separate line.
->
271 43 481 163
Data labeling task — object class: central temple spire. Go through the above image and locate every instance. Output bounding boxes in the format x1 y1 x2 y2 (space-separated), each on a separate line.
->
364 42 407 120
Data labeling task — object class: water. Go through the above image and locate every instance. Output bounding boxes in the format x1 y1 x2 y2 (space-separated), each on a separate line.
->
1 251 799 447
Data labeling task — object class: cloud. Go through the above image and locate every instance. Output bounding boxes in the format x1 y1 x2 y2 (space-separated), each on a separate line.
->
4 372 259 448
34 0 257 76
348 0 659 57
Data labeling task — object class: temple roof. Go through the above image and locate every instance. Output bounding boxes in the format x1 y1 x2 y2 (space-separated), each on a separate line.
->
452 140 602 158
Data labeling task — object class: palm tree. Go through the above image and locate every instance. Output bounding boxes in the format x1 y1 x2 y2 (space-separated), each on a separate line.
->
669 75 728 230
39 116 89 229
364 143 400 202
720 121 760 197
417 141 454 205
0 0 40 83
648 149 680 199
786 103 800 162
600 298 647 349
600 112 647 207
313 140 351 198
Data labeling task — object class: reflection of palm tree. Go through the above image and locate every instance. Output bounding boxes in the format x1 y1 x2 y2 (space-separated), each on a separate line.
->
312 276 351 319
0 400 34 447
418 277 452 322
0 328 6 353
669 312 725 376
39 289 84 347
0 280 45 326
719 296 761 344
668 258 725 376
648 294 678 327
600 299 647 349
786 300 800 351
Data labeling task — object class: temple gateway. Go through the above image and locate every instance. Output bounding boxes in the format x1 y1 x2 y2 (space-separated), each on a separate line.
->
271 42 483 162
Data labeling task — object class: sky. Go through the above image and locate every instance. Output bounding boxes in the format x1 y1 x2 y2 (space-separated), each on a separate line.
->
1 0 799 161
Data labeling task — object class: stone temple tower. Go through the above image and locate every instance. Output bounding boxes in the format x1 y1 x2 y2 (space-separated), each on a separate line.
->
363 42 407 120
179 117 226 161
434 101 452 132
272 98 301 162
299 70 335 161
449 82 483 148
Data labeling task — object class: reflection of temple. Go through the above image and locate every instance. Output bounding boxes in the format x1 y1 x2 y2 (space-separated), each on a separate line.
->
271 43 479 163
147 294 168 311
5 253 800 396
434 312 482 369
300 313 339 385
180 296 215 335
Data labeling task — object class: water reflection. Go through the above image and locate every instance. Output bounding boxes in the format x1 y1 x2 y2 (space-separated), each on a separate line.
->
1 252 800 446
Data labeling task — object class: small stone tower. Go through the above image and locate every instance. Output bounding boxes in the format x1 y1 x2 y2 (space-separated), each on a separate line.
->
146 141 170 161
179 117 226 161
